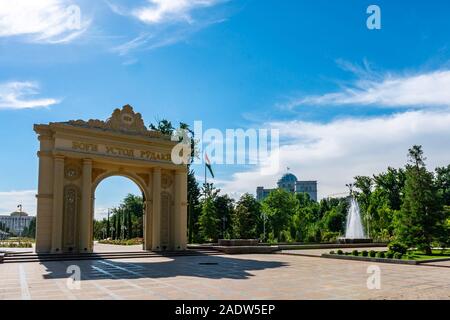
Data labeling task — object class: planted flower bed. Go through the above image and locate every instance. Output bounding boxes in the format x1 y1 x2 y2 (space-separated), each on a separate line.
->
98 238 143 246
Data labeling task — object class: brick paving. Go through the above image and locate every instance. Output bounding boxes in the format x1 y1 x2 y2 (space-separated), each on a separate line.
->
0 253 449 300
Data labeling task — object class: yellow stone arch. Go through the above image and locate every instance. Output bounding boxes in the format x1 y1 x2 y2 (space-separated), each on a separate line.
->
34 105 188 253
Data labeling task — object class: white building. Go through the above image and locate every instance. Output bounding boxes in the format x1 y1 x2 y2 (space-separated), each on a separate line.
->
0 211 34 236
256 173 318 202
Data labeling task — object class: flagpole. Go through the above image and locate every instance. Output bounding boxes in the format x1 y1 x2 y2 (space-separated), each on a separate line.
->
204 158 207 187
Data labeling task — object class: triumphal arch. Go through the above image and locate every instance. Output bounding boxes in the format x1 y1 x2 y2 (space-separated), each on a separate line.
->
34 105 188 253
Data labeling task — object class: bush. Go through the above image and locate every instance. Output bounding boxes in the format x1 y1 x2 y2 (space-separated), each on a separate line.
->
394 252 403 259
321 231 340 243
337 249 343 255
345 252 351 255
329 250 335 255
0 241 32 248
386 251 394 259
362 250 368 257
376 251 385 258
352 250 359 256
388 241 408 254
369 250 376 258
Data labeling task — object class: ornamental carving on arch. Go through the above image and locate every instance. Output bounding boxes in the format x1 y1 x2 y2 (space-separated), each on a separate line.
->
65 105 170 139
65 163 81 181
161 173 173 189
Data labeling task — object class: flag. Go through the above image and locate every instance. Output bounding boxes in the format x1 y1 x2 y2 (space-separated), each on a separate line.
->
204 153 214 178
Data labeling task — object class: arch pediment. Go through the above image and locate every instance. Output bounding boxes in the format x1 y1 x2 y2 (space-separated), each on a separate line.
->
64 105 169 139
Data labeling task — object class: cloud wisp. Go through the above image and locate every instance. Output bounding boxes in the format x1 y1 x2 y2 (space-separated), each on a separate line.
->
217 109 450 200
131 0 222 24
108 0 228 55
0 0 91 44
283 67 450 109
0 81 60 110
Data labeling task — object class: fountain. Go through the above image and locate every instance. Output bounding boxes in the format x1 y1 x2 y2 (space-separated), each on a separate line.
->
338 184 372 244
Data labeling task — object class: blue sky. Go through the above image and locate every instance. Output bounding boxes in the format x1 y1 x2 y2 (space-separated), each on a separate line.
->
1 0 450 217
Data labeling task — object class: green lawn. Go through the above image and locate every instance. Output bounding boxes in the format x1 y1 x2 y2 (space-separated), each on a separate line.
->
405 249 450 261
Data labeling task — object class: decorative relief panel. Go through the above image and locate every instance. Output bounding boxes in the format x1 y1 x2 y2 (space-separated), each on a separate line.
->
160 192 171 247
63 185 80 251
65 164 81 181
161 173 173 189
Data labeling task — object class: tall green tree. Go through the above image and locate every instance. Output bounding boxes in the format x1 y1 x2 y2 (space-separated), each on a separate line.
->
188 169 202 243
373 167 406 210
435 165 450 206
395 145 445 254
214 194 234 239
262 189 298 241
232 193 260 239
198 196 219 242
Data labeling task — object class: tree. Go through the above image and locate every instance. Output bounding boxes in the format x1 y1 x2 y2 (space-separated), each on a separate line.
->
262 189 298 241
121 194 144 238
373 167 406 210
395 145 445 254
435 165 450 206
188 169 201 243
322 208 345 233
22 217 36 238
198 195 219 242
232 193 260 239
214 194 234 239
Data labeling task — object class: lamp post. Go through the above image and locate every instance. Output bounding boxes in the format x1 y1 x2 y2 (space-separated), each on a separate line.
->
345 183 354 197
261 212 267 242
222 215 227 239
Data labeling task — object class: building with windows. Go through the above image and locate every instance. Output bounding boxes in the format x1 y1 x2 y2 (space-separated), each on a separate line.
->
256 173 318 202
0 211 34 236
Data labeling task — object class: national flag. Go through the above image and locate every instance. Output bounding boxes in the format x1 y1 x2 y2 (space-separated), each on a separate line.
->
204 153 214 178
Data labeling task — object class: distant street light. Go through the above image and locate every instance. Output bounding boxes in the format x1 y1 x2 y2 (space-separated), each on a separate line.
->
261 212 267 242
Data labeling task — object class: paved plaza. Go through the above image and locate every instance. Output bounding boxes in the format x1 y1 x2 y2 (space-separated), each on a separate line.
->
1 253 449 300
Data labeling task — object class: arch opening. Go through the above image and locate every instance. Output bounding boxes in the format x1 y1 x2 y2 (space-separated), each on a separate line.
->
92 175 147 253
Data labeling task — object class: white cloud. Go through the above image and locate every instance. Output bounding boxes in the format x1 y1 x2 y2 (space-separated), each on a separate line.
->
217 110 450 200
131 0 221 24
285 69 450 109
0 190 36 216
0 0 91 44
0 81 60 109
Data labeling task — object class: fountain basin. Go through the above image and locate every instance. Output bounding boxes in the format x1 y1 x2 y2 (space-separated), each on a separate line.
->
338 238 373 244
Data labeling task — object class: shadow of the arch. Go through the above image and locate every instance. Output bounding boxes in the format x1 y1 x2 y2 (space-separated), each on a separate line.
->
40 254 288 281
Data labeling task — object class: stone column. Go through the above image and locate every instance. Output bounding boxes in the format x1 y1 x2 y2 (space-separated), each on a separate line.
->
51 155 65 253
35 136 54 253
152 167 161 250
144 199 153 250
80 159 92 252
176 170 188 250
